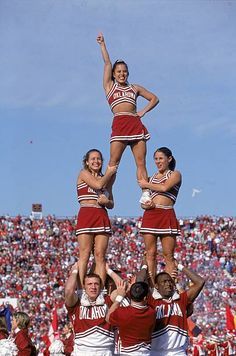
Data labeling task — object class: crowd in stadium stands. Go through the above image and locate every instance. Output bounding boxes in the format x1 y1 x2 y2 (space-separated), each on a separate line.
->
0 214 235 354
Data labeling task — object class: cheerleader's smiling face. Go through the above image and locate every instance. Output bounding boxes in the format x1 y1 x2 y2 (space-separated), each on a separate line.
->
112 62 129 85
154 151 172 174
86 151 103 173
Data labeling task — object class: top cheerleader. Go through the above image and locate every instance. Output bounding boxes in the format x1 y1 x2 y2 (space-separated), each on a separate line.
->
97 33 159 203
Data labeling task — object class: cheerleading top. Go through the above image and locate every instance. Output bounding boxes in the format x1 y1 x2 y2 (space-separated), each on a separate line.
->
150 170 181 204
106 82 137 112
77 181 109 204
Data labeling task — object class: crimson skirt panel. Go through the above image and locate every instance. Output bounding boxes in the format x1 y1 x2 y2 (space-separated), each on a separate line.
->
110 113 150 143
140 207 180 236
76 206 112 236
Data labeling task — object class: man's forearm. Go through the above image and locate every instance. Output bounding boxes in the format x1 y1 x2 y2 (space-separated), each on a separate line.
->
106 296 123 323
65 266 79 306
177 264 205 302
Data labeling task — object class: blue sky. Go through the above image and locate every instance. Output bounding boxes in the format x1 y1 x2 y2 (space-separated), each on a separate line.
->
0 0 235 218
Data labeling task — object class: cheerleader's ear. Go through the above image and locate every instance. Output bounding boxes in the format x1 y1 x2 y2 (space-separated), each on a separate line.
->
168 156 173 164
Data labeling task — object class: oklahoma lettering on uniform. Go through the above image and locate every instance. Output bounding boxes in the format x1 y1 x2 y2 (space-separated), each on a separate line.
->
66 296 114 352
79 305 107 320
76 179 112 236
148 291 189 356
107 82 137 111
156 303 183 319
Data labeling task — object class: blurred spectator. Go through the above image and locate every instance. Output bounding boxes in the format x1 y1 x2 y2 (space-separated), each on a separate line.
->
12 311 37 355
61 322 74 355
0 214 235 354
0 315 9 339
49 339 65 355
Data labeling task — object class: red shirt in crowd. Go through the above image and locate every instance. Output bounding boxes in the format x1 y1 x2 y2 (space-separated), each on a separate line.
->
14 328 37 356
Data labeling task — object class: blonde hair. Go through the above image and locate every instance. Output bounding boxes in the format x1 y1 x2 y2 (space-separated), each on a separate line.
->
13 312 30 329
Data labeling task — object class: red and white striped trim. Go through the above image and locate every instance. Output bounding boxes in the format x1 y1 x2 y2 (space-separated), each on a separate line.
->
152 324 188 339
118 341 151 354
110 132 150 143
139 227 180 235
76 226 111 236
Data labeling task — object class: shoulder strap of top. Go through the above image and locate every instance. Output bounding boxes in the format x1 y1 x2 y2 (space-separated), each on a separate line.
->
130 84 137 94
166 170 172 177
106 81 116 98
149 173 157 182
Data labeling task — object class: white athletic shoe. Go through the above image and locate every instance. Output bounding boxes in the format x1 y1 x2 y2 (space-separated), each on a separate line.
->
139 190 151 204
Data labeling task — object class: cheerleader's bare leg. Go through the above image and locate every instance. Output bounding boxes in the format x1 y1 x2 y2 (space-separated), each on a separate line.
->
94 233 109 287
77 234 94 288
161 235 176 276
143 233 157 278
130 139 148 181
109 141 127 167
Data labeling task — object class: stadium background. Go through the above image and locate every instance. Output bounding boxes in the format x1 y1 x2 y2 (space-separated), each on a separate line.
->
0 214 235 354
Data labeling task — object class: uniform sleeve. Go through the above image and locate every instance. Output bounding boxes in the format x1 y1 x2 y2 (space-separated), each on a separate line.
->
108 306 124 327
180 291 190 308
105 295 113 308
147 294 156 309
15 332 35 355
65 301 79 317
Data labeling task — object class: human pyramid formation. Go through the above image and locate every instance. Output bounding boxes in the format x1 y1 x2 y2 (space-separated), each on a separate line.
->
0 33 205 356
63 34 205 356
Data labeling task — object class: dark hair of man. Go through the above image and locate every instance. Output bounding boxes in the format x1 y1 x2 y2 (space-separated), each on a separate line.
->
154 271 173 284
83 273 102 286
130 282 149 302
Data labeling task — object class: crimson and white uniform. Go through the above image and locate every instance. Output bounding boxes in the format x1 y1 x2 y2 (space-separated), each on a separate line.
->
76 181 111 236
107 82 137 111
110 112 150 143
66 296 114 355
77 181 109 204
140 170 181 236
220 340 235 356
193 343 205 356
14 327 37 355
148 291 189 356
148 170 181 202
109 303 156 355
205 342 219 356
106 82 150 143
